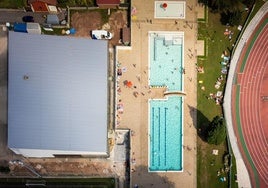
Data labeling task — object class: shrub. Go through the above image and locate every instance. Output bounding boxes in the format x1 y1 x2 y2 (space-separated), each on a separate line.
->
207 116 227 145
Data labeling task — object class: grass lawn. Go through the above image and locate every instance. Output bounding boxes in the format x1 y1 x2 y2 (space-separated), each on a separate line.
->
0 0 26 8
42 28 64 35
196 5 250 188
197 0 266 187
0 178 116 188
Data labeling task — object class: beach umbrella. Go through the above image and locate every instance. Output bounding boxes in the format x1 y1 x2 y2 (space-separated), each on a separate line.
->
126 81 133 88
131 7 137 15
123 80 133 88
162 3 168 9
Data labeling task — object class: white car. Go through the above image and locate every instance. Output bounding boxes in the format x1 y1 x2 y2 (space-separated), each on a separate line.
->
91 30 113 40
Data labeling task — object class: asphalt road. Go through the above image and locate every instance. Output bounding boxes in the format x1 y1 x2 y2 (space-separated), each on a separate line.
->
0 9 67 25
0 9 46 24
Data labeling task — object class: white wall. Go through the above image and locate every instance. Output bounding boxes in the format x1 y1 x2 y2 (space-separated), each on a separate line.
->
10 148 108 158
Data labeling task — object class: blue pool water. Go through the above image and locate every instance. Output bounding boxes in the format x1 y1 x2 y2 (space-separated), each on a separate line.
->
149 96 183 171
148 32 184 172
149 35 183 91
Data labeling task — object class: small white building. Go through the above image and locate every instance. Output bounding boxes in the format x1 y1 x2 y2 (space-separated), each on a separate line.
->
26 23 41 34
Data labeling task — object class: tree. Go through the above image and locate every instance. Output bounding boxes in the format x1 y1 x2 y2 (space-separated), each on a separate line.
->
220 10 242 26
208 0 241 12
0 166 10 174
199 0 247 26
241 0 255 8
229 10 242 26
206 116 227 145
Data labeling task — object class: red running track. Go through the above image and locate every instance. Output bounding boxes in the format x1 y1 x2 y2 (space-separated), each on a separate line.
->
234 16 268 188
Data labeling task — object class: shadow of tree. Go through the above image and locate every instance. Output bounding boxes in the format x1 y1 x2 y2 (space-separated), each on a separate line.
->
187 104 210 142
131 165 175 188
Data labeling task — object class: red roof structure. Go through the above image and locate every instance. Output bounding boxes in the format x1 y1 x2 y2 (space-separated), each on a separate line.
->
28 0 57 12
28 0 57 6
96 0 120 8
31 1 49 12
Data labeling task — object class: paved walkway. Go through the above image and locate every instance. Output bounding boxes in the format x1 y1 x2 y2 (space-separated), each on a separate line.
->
0 26 8 159
223 2 268 188
115 0 200 187
0 8 66 25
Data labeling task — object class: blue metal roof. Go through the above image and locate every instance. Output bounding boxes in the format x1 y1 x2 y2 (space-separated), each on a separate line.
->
8 31 108 154
13 23 27 33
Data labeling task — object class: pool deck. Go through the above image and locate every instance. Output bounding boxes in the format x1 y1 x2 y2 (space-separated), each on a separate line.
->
116 0 200 187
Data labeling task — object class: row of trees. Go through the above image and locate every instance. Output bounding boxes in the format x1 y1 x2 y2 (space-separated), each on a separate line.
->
199 0 255 12
199 0 256 26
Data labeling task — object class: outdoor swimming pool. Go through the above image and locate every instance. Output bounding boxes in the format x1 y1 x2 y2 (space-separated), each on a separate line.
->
148 31 184 172
149 96 183 171
149 32 183 91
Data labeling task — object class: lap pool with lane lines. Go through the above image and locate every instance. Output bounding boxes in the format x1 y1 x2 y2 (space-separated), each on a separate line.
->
148 31 184 172
149 96 183 171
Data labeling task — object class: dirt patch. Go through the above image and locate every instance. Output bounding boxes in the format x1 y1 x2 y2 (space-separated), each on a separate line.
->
71 10 128 47
71 11 102 38
108 10 128 46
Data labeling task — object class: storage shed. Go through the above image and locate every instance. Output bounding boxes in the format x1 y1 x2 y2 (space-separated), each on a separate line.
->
46 14 59 25
28 0 57 12
27 23 41 34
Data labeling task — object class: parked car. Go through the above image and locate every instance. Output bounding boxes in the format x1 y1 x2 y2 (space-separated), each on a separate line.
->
91 30 113 40
22 16 34 22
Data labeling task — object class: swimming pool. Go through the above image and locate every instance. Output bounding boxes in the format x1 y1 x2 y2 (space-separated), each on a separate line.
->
149 32 183 91
149 96 183 171
148 31 184 172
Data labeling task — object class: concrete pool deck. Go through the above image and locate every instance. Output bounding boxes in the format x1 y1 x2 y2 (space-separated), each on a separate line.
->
116 0 200 187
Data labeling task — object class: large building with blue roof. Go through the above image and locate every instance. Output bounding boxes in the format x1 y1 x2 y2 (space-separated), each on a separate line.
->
8 31 109 157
